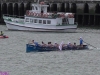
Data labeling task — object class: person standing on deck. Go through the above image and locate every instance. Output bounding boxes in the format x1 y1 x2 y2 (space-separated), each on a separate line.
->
79 37 83 48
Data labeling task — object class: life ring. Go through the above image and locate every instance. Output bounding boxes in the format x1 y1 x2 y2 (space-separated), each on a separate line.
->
67 14 70 17
38 13 41 17
37 13 40 17
68 14 74 18
40 2 45 5
26 10 29 16
32 12 35 16
43 14 46 17
45 13 48 17
30 12 33 16
42 14 44 17
71 14 74 18
62 14 65 17
36 13 38 16
28 11 31 16
34 12 36 16
32 12 34 16
60 14 65 17
43 13 47 17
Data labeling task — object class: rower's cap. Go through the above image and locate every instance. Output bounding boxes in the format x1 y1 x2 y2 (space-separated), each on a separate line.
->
55 42 57 44
80 37 82 39
68 42 70 44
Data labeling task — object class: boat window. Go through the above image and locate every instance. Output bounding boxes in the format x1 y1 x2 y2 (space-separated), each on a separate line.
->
39 20 42 23
30 19 34 23
62 18 66 22
43 20 46 24
41 7 44 11
47 20 51 24
25 18 29 22
34 19 38 23
35 7 38 10
32 6 34 10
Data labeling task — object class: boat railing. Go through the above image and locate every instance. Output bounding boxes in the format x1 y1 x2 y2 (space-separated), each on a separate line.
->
62 22 78 25
75 22 78 25
3 14 24 24
62 22 68 25
3 14 24 18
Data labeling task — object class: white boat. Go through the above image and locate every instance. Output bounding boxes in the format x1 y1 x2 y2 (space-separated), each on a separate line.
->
3 1 78 32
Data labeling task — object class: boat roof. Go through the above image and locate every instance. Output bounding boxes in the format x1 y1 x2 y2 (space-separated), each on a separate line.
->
31 3 49 7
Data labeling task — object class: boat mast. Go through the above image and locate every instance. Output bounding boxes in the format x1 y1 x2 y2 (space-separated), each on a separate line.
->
37 0 39 4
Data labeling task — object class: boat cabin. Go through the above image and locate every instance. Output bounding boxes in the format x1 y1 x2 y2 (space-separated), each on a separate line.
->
25 2 49 17
24 17 62 25
24 2 74 25
31 4 49 14
24 2 63 25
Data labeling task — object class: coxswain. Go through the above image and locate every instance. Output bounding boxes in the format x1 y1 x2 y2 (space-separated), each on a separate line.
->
79 37 83 48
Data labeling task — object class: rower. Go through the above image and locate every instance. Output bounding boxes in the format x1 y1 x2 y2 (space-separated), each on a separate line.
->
0 31 4 36
0 31 7 38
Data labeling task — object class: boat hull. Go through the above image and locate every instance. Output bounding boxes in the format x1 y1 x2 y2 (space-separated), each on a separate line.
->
0 35 9 38
4 20 77 32
26 44 89 53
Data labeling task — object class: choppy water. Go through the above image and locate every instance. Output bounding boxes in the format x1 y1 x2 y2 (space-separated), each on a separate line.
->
0 25 100 75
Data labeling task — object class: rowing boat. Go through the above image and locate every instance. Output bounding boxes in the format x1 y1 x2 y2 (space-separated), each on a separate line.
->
26 44 89 53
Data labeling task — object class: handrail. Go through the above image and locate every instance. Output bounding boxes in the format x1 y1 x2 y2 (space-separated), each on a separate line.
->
3 14 24 18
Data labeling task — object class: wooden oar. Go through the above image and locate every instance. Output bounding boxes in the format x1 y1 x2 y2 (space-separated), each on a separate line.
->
83 41 97 49
71 38 100 50
77 38 98 49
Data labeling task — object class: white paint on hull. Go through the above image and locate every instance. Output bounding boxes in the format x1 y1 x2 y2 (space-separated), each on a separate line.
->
5 22 77 32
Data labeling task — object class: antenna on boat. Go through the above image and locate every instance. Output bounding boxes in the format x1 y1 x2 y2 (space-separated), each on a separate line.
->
37 0 39 4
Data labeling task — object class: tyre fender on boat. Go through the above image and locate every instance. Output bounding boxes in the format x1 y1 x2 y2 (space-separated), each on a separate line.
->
38 13 41 17
34 12 37 16
28 11 32 16
37 13 40 17
29 12 33 16
65 13 74 18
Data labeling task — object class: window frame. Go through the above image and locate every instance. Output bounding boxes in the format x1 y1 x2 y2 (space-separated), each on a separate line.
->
30 19 34 23
34 19 38 24
25 18 30 23
39 20 42 24
43 20 46 24
47 20 51 24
